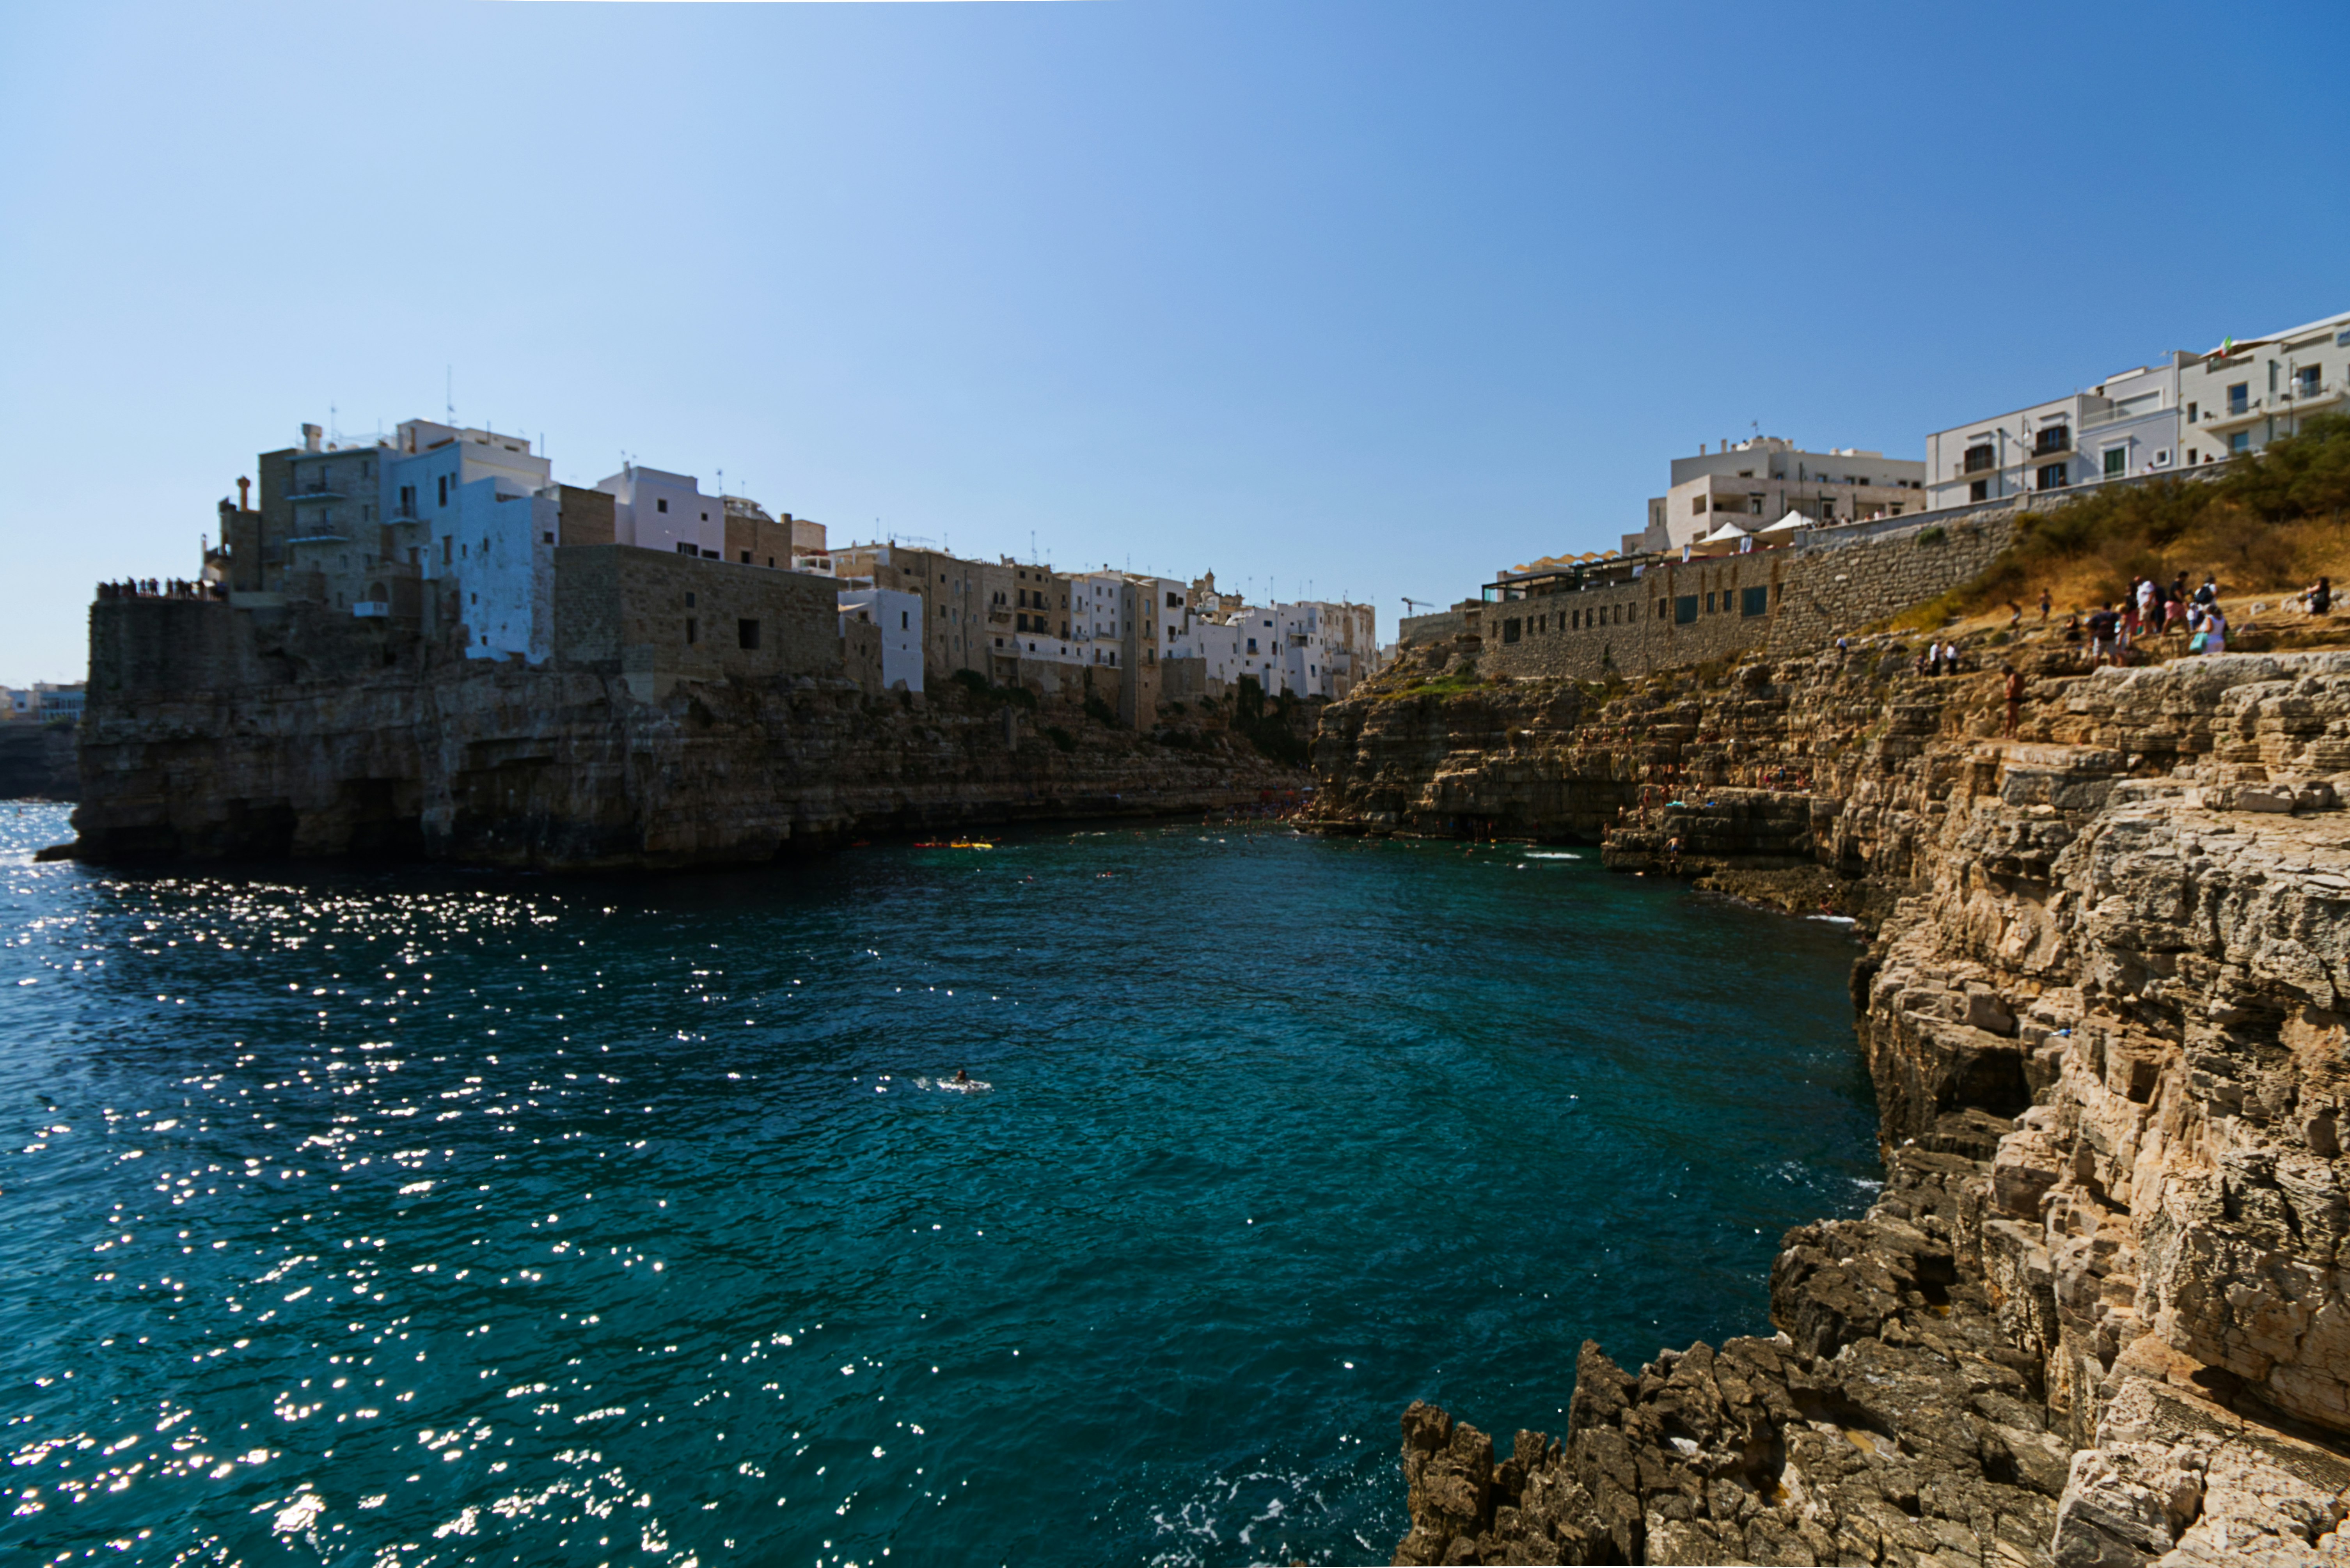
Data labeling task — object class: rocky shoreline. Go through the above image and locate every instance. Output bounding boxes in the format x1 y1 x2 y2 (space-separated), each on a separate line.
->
1313 644 2350 1564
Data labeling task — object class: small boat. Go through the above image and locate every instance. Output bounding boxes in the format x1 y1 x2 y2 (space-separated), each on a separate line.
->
912 841 994 850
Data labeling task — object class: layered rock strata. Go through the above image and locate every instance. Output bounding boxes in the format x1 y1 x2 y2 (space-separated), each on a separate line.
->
73 604 1306 869
1322 651 2350 1564
0 722 78 802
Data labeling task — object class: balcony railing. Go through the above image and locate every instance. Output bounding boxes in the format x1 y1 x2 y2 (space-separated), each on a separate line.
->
2032 433 2071 456
1961 450 1997 474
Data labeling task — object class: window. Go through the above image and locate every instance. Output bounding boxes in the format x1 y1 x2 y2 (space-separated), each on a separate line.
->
685 617 699 645
1166 592 1181 608
686 592 697 607
1740 585 1769 617
740 550 752 563
738 618 760 650
1970 480 1989 502
677 541 698 556
442 536 451 565
1502 617 1521 644
657 498 669 514
1962 443 1996 474
1674 595 1698 624
544 531 555 544
2230 432 2251 454
1704 592 1716 614
1692 495 1708 514
902 611 910 630
437 475 449 507
2038 462 2068 490
2227 383 2249 415
2104 448 2126 477
1571 609 1580 630
2035 426 2070 455
1246 637 1259 654
2299 366 2322 396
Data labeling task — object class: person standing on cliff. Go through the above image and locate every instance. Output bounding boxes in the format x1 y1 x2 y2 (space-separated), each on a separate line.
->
2003 667 2025 736
2039 588 2053 623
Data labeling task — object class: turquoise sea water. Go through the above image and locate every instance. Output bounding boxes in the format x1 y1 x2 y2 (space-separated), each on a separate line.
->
0 801 1877 1567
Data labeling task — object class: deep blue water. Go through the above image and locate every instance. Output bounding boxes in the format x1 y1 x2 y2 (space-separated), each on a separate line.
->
0 801 1877 1567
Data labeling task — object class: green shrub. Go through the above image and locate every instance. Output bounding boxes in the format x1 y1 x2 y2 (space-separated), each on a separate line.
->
1916 525 1949 546
953 667 1036 709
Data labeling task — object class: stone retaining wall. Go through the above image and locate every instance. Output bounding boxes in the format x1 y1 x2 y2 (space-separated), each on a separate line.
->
1484 511 2015 682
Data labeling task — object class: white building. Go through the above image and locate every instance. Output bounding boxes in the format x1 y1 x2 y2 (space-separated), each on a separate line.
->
595 465 726 558
2 683 87 720
838 587 925 693
379 422 559 662
2176 309 2350 466
1924 359 2185 511
1625 438 1926 554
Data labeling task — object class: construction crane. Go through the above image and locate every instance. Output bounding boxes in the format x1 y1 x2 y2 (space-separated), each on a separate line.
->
1401 596 1432 617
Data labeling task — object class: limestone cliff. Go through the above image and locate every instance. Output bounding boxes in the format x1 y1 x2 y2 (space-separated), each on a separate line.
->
0 723 78 802
71 600 1306 869
1320 648 2350 1565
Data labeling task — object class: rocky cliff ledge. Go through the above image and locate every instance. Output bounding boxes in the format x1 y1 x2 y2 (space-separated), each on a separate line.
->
71 603 1306 869
1317 648 2350 1564
0 723 78 802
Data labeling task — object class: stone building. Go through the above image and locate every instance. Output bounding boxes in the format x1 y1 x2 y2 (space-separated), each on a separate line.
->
1477 511 2015 684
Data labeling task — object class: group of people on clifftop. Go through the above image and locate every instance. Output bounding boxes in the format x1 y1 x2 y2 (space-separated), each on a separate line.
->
96 578 220 601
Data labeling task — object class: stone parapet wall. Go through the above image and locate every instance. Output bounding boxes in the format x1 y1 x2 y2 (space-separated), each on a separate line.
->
1483 512 2015 683
551 545 841 697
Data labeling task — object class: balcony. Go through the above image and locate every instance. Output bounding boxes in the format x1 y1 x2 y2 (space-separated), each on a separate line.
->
2031 431 2071 457
2203 396 2270 433
2281 380 2346 416
2081 397 2168 430
1961 448 1997 474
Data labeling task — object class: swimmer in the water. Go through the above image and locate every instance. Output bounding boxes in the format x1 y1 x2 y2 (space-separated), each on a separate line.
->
953 1068 970 1085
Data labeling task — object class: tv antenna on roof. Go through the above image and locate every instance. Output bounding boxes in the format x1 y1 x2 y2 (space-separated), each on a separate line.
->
446 367 454 424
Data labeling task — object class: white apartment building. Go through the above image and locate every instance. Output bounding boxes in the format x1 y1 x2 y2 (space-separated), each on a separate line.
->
2176 309 2350 466
1624 438 1926 555
595 465 726 558
3 684 85 720
378 422 561 662
838 587 925 693
1924 358 2185 511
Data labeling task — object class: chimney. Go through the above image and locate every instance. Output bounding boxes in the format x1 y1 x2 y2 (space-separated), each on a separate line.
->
302 423 323 453
237 476 251 512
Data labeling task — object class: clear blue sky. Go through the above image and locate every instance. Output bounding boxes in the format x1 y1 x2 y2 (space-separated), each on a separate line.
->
4 0 2346 683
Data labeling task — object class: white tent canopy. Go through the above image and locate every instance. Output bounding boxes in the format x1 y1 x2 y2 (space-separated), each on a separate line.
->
1760 510 1812 533
1699 520 1754 544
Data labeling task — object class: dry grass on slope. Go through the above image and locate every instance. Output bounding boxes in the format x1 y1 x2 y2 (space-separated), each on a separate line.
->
1903 412 2350 629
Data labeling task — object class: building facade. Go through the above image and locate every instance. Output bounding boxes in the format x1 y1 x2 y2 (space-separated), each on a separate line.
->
1924 359 2185 512
837 587 925 694
1624 437 1926 555
2176 310 2350 466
